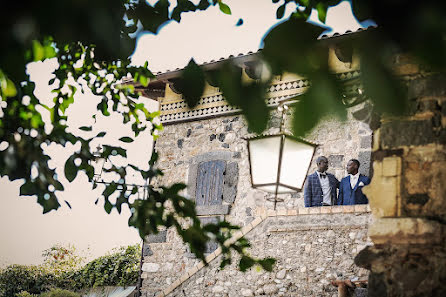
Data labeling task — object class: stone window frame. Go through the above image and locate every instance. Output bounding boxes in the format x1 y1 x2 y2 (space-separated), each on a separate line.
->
187 151 239 216
186 151 239 255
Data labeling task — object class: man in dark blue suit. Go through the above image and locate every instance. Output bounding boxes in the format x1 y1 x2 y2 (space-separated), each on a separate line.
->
338 159 371 205
304 156 339 207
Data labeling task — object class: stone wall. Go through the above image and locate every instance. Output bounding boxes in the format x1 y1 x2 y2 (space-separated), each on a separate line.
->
140 105 373 296
172 210 371 297
142 208 372 297
354 61 446 296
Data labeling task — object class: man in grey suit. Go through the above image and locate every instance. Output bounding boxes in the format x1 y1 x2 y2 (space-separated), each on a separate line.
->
304 156 339 207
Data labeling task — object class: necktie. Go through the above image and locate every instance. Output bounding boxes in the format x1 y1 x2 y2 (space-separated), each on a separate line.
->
320 173 326 179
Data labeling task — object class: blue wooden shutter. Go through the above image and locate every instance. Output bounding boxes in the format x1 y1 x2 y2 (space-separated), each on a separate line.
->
195 160 226 206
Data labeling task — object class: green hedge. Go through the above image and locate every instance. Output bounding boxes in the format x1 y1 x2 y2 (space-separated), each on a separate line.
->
0 245 140 297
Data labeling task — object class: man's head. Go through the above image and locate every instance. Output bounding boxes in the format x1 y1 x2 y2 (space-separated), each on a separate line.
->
347 159 360 175
316 156 329 173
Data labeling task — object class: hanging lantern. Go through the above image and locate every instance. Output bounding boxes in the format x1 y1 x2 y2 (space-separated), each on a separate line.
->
245 104 317 208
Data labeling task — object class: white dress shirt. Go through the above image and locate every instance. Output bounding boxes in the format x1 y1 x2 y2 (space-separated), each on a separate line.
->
317 171 332 205
350 173 360 189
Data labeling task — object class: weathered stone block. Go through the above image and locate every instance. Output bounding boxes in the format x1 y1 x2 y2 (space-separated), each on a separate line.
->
331 205 344 213
196 205 230 216
360 136 372 149
382 156 401 177
142 263 160 272
146 230 167 243
308 207 321 214
320 206 332 214
329 155 344 168
142 243 153 257
342 205 355 213
352 103 373 122
354 204 368 213
287 209 298 216
223 162 238 203
177 139 183 148
250 217 263 228
363 161 400 218
369 217 445 245
267 209 277 216
277 209 287 216
298 207 309 215
408 74 446 99
205 252 216 263
358 151 371 176
380 120 435 147
179 272 189 283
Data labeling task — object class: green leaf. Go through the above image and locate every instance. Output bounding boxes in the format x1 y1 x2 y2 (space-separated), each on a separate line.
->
239 256 255 272
20 181 37 196
96 131 106 138
32 40 45 61
276 4 286 19
139 74 149 87
31 114 43 128
97 99 110 116
262 18 327 75
220 257 232 269
178 59 205 108
218 1 231 15
119 137 134 143
79 126 92 131
359 48 407 115
104 199 113 214
1 77 17 98
64 156 78 182
292 73 345 137
103 182 118 198
258 258 276 271
315 2 327 23
38 192 61 213
215 63 270 134
53 180 64 191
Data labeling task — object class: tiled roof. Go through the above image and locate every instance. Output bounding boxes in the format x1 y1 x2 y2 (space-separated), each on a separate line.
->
150 25 377 77
318 25 377 39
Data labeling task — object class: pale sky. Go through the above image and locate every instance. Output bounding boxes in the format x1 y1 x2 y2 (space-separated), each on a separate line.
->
0 0 365 266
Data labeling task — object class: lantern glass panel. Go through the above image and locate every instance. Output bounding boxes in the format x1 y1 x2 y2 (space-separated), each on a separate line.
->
255 185 296 193
248 136 281 186
279 137 315 190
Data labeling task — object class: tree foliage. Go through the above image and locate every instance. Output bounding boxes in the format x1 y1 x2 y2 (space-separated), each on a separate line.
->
1 0 445 271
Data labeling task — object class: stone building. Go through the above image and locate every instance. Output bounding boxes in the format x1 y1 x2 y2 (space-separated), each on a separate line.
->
135 28 446 297
135 29 374 297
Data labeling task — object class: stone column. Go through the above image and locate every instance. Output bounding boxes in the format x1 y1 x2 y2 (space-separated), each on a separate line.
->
355 65 446 296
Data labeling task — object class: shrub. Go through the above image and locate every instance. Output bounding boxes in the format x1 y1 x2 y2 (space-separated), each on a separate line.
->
0 244 140 296
0 265 56 297
39 288 80 297
16 292 38 297
75 244 140 288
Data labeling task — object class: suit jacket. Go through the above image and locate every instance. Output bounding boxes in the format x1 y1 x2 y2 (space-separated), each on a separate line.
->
338 174 371 205
304 172 339 207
